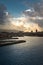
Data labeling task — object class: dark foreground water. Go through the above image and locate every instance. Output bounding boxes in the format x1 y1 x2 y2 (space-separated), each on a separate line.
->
0 36 43 65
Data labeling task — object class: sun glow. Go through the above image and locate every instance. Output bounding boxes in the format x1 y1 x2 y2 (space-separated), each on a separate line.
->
8 16 43 32
16 21 19 26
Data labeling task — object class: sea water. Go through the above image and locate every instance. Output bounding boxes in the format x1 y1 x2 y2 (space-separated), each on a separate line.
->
0 36 43 65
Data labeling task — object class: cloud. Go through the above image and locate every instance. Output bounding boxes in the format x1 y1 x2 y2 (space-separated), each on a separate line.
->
0 4 7 24
33 2 43 17
0 3 43 32
22 1 43 31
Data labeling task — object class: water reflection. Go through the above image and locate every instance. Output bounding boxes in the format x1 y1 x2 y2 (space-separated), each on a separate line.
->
0 36 43 65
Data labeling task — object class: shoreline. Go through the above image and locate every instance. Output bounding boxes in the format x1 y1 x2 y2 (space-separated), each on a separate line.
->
0 40 26 47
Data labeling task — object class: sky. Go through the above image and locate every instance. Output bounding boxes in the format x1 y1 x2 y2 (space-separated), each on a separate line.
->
0 0 43 32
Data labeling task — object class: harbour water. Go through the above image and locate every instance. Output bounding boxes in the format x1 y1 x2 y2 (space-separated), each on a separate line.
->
0 36 43 65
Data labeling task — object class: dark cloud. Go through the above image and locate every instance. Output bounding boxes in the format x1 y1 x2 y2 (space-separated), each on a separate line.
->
23 1 43 28
0 4 7 24
0 4 7 11
23 0 43 17
23 2 43 17
23 9 37 17
0 4 11 25
33 2 43 17
34 19 43 27
29 18 43 27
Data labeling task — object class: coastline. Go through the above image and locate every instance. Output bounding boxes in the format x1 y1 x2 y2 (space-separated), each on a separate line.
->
0 40 26 47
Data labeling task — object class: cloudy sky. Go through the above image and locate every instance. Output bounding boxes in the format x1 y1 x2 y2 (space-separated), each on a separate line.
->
0 0 43 32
